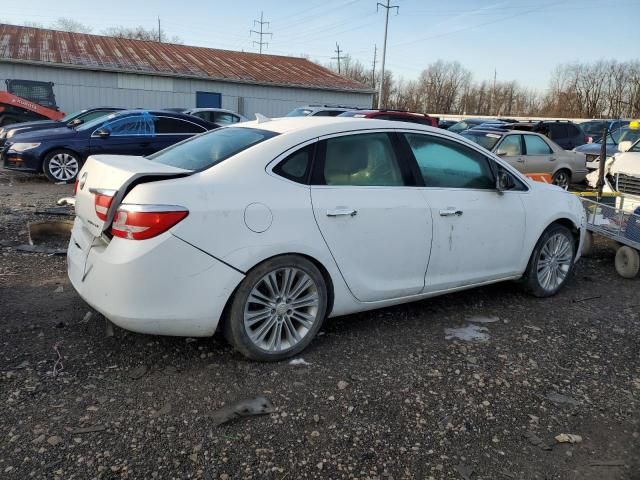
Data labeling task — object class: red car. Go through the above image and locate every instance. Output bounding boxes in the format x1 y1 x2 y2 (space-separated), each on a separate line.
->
338 109 438 127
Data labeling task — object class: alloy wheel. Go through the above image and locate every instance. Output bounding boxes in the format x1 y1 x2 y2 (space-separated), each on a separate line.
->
536 233 573 292
552 171 570 190
48 153 79 181
243 267 320 352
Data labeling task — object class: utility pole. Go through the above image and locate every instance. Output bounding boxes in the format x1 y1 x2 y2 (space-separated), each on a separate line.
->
371 44 377 88
250 11 272 54
331 43 343 74
157 17 162 42
377 0 399 108
489 68 497 115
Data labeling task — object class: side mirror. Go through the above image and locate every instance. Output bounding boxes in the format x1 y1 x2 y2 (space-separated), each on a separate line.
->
93 128 110 138
496 170 515 192
618 140 632 153
67 118 83 127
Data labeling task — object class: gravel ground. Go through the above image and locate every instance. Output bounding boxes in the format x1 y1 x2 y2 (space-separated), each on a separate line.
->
1 170 639 480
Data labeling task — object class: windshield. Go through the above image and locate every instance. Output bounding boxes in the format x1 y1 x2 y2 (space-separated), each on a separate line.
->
448 120 480 133
148 127 278 171
608 126 640 145
630 139 640 152
286 108 313 117
461 131 502 151
61 110 86 122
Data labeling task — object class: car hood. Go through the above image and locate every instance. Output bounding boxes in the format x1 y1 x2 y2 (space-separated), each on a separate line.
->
609 152 640 177
3 120 60 131
10 126 78 142
574 143 618 156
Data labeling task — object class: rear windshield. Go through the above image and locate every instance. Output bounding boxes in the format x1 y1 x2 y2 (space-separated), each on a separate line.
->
148 127 278 171
461 131 502 151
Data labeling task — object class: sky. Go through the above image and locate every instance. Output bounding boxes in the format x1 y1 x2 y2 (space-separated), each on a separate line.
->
1 0 637 91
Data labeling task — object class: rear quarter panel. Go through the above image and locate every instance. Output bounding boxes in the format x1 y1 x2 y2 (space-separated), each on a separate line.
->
122 139 357 317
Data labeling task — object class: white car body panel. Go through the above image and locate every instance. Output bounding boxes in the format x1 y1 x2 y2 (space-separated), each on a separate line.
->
68 117 586 337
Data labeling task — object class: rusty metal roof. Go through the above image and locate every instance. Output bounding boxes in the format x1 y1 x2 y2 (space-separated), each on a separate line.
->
0 24 373 93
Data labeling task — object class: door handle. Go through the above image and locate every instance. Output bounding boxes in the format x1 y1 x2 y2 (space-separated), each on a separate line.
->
326 208 357 217
550 157 557 161
439 208 463 217
516 157 525 163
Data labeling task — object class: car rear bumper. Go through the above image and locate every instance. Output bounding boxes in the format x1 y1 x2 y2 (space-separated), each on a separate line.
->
67 218 244 337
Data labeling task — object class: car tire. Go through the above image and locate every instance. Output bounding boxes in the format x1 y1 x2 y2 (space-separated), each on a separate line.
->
224 255 328 361
614 246 640 279
43 149 81 183
523 224 576 297
552 169 571 190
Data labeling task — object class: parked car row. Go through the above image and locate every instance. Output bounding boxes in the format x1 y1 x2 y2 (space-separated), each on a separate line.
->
286 105 438 127
0 107 247 183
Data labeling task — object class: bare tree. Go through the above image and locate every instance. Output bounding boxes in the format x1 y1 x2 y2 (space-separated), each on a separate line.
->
50 17 92 33
102 26 182 44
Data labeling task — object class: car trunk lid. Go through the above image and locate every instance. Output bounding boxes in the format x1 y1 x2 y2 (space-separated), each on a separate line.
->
75 154 190 237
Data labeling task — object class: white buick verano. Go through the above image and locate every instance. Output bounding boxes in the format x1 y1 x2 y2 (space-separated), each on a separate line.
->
68 117 586 361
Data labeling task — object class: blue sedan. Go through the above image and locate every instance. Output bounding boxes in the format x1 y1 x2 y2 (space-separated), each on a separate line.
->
1 110 218 182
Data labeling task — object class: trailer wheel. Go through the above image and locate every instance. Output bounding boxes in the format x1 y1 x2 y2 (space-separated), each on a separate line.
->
43 149 81 183
615 246 640 279
581 231 593 257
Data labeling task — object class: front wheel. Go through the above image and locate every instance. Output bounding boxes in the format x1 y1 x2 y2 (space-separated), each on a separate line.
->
224 255 328 361
552 169 571 190
43 149 81 183
523 224 576 297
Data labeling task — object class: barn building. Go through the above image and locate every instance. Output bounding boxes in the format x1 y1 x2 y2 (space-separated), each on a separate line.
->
0 23 373 118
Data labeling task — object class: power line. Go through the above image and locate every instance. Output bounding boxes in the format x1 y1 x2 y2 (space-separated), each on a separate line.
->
331 42 343 74
377 0 399 108
250 11 272 54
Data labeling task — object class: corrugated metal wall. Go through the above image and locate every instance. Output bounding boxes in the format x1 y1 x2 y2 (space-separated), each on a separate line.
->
0 63 373 117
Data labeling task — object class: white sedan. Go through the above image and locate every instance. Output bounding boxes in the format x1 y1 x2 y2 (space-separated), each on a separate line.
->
68 117 586 361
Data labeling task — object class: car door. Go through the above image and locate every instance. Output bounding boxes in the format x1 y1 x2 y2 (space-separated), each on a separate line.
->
401 132 526 291
88 114 154 156
151 116 207 153
310 131 432 302
522 134 555 173
494 134 525 172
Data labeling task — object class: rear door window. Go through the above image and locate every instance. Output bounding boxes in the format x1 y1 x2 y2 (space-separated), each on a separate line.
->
548 124 568 140
315 132 407 186
213 112 239 124
148 127 278 171
524 135 553 154
154 116 206 134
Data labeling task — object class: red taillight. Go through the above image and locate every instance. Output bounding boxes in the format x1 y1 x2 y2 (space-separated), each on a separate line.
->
111 205 188 240
73 178 79 195
92 190 116 221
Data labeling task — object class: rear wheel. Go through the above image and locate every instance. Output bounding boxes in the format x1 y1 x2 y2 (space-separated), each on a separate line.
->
224 255 328 361
523 224 576 297
43 149 81 183
552 169 571 190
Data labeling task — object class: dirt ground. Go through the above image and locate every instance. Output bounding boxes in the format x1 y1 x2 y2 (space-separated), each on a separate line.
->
1 170 639 480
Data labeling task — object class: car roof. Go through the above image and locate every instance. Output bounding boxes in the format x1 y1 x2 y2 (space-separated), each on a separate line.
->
186 108 238 114
230 116 448 138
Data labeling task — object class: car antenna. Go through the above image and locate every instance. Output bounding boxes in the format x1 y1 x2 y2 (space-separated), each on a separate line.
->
255 113 271 123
